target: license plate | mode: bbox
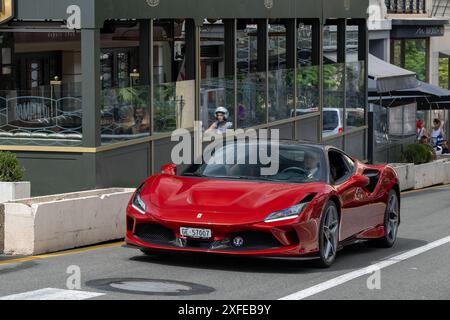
[180,227,212,239]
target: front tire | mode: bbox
[374,189,400,248]
[315,201,340,268]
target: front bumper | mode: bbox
[125,205,320,257]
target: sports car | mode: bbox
[125,141,400,267]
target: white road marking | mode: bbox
[0,288,105,300]
[280,235,450,300]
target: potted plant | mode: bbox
[400,143,435,165]
[398,144,445,190]
[0,151,30,203]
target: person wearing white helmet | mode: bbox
[205,107,233,134]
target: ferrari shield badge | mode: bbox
[264,0,273,10]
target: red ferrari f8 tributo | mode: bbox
[126,141,400,267]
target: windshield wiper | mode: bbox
[211,175,247,180]
[213,175,274,181]
[182,172,205,177]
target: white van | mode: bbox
[291,107,344,138]
[322,108,344,138]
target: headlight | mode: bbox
[264,202,310,223]
[132,184,147,214]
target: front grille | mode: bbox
[181,232,281,251]
[133,224,282,252]
[127,217,135,232]
[232,231,282,250]
[134,223,176,244]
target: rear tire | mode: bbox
[315,201,340,268]
[374,189,399,248]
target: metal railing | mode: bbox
[385,0,427,14]
[432,0,450,16]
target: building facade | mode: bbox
[367,0,450,163]
[369,0,448,79]
[430,0,450,88]
[0,0,369,195]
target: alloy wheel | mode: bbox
[322,205,339,261]
[385,193,399,242]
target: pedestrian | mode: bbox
[431,118,444,147]
[442,140,450,154]
[416,119,426,142]
[419,135,430,145]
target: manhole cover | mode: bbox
[86,278,215,296]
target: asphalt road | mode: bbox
[1,185,450,300]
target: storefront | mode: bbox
[388,9,448,83]
[0,0,369,195]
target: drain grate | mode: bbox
[85,278,214,296]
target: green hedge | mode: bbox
[0,152,25,182]
[400,144,434,165]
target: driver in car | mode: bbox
[304,151,320,180]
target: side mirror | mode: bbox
[161,163,177,175]
[351,175,370,188]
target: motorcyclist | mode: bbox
[205,107,233,134]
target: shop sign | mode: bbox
[391,25,445,39]
[415,26,445,37]
[146,0,160,7]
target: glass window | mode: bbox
[1,47,12,76]
[201,19,235,135]
[268,21,294,122]
[404,39,427,82]
[323,22,344,138]
[391,39,428,82]
[295,21,320,116]
[153,19,195,134]
[0,30,82,146]
[371,102,389,163]
[328,150,352,184]
[345,23,365,131]
[99,21,151,144]
[236,20,267,128]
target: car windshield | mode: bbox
[182,143,326,183]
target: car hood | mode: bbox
[141,175,326,223]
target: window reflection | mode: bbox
[200,19,234,134]
[323,23,344,138]
[153,19,195,134]
[268,21,294,122]
[296,21,320,116]
[236,20,266,128]
[0,31,83,146]
[0,18,368,148]
[345,23,365,131]
[100,21,151,143]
